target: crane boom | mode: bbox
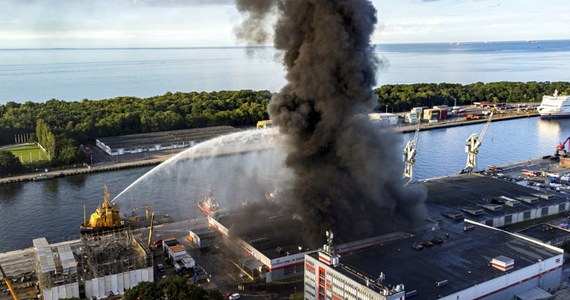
[478,112,493,142]
[0,264,19,300]
[147,212,155,250]
[403,122,421,183]
[461,112,493,174]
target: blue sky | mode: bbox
[0,0,568,48]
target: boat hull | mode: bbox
[197,202,217,215]
[80,223,125,235]
[539,112,570,119]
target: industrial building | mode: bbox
[204,172,569,289]
[208,212,306,282]
[208,212,414,283]
[368,113,399,125]
[33,230,153,300]
[95,126,238,156]
[188,227,219,249]
[304,220,564,300]
[517,222,570,248]
[424,174,570,228]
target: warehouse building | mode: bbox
[516,222,570,248]
[208,212,412,283]
[205,174,569,286]
[424,175,570,228]
[96,126,238,156]
[304,220,563,300]
[188,227,219,249]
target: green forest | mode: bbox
[0,82,569,168]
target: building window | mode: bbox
[542,207,549,216]
[559,203,566,213]
[523,211,531,221]
[504,214,513,225]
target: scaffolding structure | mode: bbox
[79,230,151,279]
[33,229,153,300]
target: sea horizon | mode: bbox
[0,38,568,51]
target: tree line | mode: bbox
[0,82,568,167]
[375,81,570,112]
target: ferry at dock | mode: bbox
[538,90,570,118]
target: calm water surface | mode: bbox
[1,40,569,103]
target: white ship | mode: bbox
[538,90,570,118]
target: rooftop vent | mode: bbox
[412,243,424,250]
[431,237,444,245]
[532,193,555,200]
[516,196,539,204]
[499,196,521,207]
[491,256,514,271]
[480,204,503,212]
[461,208,484,216]
[490,197,505,204]
[441,212,464,221]
[463,225,475,232]
[435,280,448,287]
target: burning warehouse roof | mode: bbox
[211,201,306,259]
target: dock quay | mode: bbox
[0,158,165,185]
[397,111,539,133]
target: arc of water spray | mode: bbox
[112,129,280,202]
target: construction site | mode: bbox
[2,230,153,300]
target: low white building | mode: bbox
[368,113,398,125]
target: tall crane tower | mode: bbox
[461,112,493,174]
[403,122,421,183]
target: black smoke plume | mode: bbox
[236,0,427,248]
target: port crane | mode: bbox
[0,264,19,300]
[461,112,493,174]
[555,137,570,157]
[133,205,151,220]
[403,122,421,183]
[147,212,155,250]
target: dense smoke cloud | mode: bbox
[236,0,427,247]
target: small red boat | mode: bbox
[197,190,219,215]
[264,189,277,201]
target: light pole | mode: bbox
[385,104,388,113]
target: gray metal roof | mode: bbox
[516,223,570,246]
[423,174,567,222]
[189,227,219,239]
[33,238,57,274]
[57,244,77,273]
[317,220,561,299]
[96,126,239,150]
[215,209,305,260]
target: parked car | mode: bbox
[229,293,241,300]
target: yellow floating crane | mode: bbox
[80,186,124,234]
